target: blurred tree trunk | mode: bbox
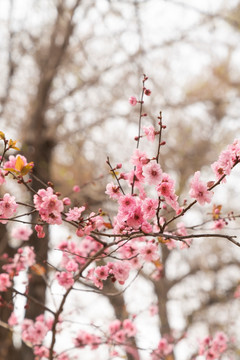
[103,279,140,360]
[19,3,81,359]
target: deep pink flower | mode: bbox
[73,185,80,193]
[129,96,137,106]
[35,224,45,238]
[95,265,109,280]
[212,218,225,230]
[108,262,130,284]
[63,197,71,205]
[126,206,144,229]
[56,271,74,289]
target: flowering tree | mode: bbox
[0,76,240,360]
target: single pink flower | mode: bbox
[8,312,18,326]
[212,219,225,230]
[0,273,12,291]
[129,96,137,106]
[189,171,213,206]
[0,193,18,224]
[140,242,159,262]
[143,161,162,185]
[63,197,71,205]
[65,206,85,221]
[73,185,80,193]
[123,319,136,337]
[11,225,33,241]
[105,182,121,199]
[95,265,109,280]
[143,125,155,142]
[56,271,74,289]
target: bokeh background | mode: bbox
[0,0,240,359]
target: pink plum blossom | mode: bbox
[94,265,109,280]
[143,125,155,142]
[21,316,49,345]
[143,160,162,185]
[8,312,18,326]
[73,185,80,193]
[129,96,137,106]
[108,261,130,285]
[131,149,149,167]
[0,273,12,291]
[105,182,121,199]
[34,187,63,225]
[63,197,71,205]
[11,225,33,241]
[74,330,101,349]
[0,193,18,224]
[35,224,45,238]
[141,198,158,220]
[140,242,159,262]
[65,206,85,221]
[126,206,144,229]
[212,218,225,230]
[189,171,213,206]
[56,271,74,289]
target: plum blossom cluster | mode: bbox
[108,319,136,344]
[34,187,64,225]
[198,332,231,359]
[106,151,182,236]
[211,139,240,181]
[55,238,103,289]
[88,261,131,289]
[21,315,53,346]
[73,319,136,352]
[2,246,35,278]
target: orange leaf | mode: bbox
[30,264,46,276]
[165,355,174,360]
[20,162,34,176]
[152,259,162,269]
[212,204,222,220]
[15,156,25,172]
[8,139,20,151]
[0,131,5,140]
[104,222,113,229]
[158,236,167,244]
